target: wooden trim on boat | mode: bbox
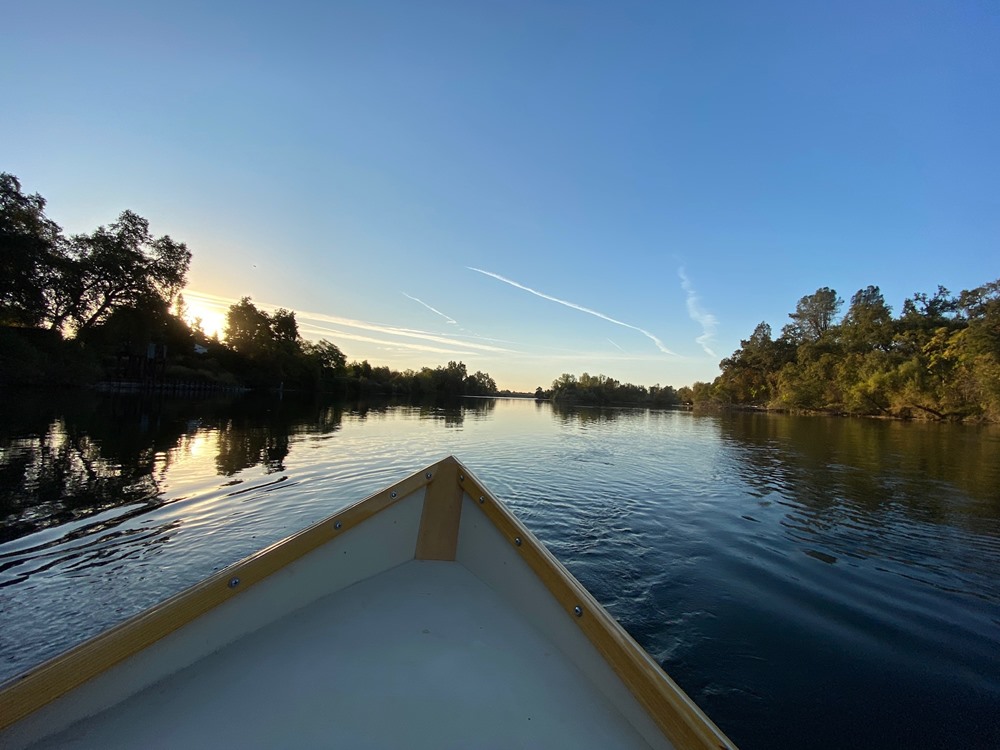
[0,459,441,732]
[415,458,464,561]
[457,460,736,750]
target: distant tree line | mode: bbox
[0,173,498,397]
[538,372,681,408]
[339,358,497,398]
[693,282,1000,421]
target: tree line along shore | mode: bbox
[691,282,999,422]
[540,282,999,422]
[3,173,998,420]
[0,172,497,398]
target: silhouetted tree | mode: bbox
[225,297,275,356]
[57,210,190,333]
[0,173,67,327]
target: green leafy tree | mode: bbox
[919,279,1000,419]
[836,351,896,414]
[716,321,794,404]
[649,384,680,407]
[781,287,843,344]
[900,285,959,328]
[841,286,894,352]
[550,373,578,400]
[775,352,842,410]
[547,372,678,406]
[709,279,1000,420]
[894,286,961,354]
[689,381,715,404]
[955,279,1000,357]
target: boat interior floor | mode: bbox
[31,560,661,749]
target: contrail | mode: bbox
[678,268,718,357]
[468,267,677,355]
[607,338,626,353]
[298,323,475,356]
[402,293,457,325]
[182,289,513,354]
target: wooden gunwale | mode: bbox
[1,455,736,750]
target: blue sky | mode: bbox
[4,1,998,391]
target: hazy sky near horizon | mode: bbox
[4,1,998,391]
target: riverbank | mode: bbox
[691,401,999,423]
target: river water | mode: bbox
[1,392,998,748]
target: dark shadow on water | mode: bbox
[716,412,1000,533]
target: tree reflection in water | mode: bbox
[0,393,504,545]
[344,397,496,428]
[718,412,1000,527]
[1,392,343,542]
[1,392,176,543]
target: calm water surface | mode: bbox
[2,392,999,749]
